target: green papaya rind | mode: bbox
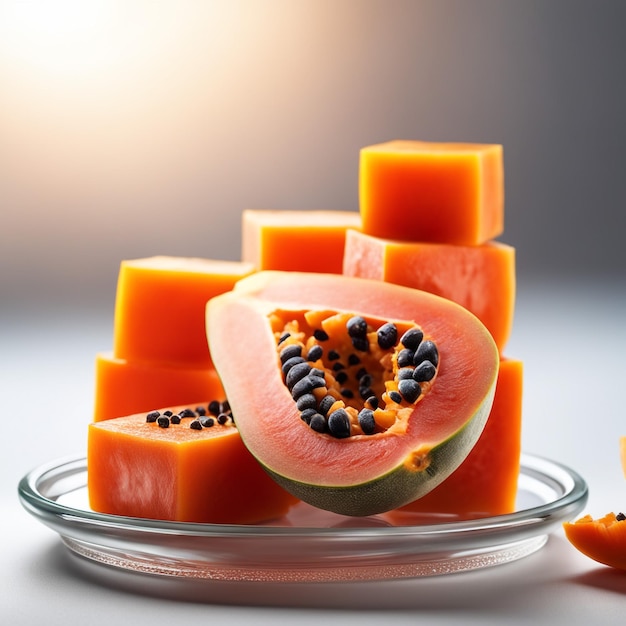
[261,384,495,516]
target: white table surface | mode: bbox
[3,276,626,625]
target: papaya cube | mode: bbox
[93,352,225,422]
[241,209,361,274]
[359,140,504,245]
[343,229,515,353]
[88,405,298,523]
[113,257,255,367]
[394,358,523,518]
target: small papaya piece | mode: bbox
[113,256,255,367]
[563,512,626,570]
[343,229,515,353]
[359,140,504,245]
[241,209,361,274]
[93,352,225,421]
[88,403,299,523]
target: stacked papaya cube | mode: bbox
[89,139,521,524]
[89,257,298,523]
[242,140,522,518]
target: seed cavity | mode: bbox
[273,310,440,439]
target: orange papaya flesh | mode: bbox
[88,403,299,524]
[359,140,504,245]
[113,256,255,367]
[93,352,225,422]
[563,512,626,570]
[391,358,523,519]
[343,229,515,354]
[207,271,499,516]
[241,209,361,274]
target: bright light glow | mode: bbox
[1,0,121,76]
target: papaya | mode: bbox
[342,229,515,353]
[93,352,225,422]
[241,209,361,274]
[359,140,504,245]
[207,271,499,516]
[563,513,626,570]
[88,403,299,523]
[391,358,523,519]
[563,437,626,570]
[113,256,255,367]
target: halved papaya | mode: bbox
[207,271,499,516]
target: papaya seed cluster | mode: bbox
[272,310,439,438]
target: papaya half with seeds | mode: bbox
[207,271,499,517]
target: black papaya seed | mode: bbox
[280,343,302,364]
[318,394,336,416]
[351,336,369,352]
[365,395,379,410]
[328,409,351,438]
[400,328,424,351]
[309,413,327,433]
[359,385,374,400]
[306,344,323,362]
[388,390,403,404]
[377,322,398,349]
[335,371,348,385]
[414,340,439,367]
[300,407,318,424]
[348,353,361,366]
[291,376,315,399]
[282,355,306,375]
[413,360,437,382]
[398,378,422,403]
[328,349,341,361]
[346,315,368,338]
[313,329,329,341]
[358,408,376,435]
[296,393,317,412]
[285,361,311,389]
[397,348,414,368]
[397,367,414,380]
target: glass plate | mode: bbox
[18,453,587,583]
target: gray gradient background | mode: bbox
[1,0,625,315]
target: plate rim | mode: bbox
[18,451,588,538]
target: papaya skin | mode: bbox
[207,271,499,517]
